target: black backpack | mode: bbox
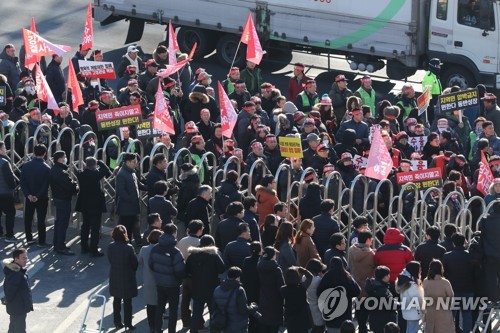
[210,287,237,332]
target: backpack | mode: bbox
[211,287,237,332]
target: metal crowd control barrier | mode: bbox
[296,167,319,221]
[323,171,349,234]
[247,158,271,196]
[197,152,218,221]
[172,148,193,182]
[101,135,121,209]
[274,164,292,212]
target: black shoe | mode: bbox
[115,322,124,329]
[90,250,104,257]
[56,249,75,255]
[125,324,136,330]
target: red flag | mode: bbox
[365,129,394,180]
[81,3,94,51]
[240,13,263,65]
[34,64,59,112]
[24,18,42,70]
[477,151,495,195]
[218,81,238,138]
[67,60,83,112]
[168,20,179,65]
[23,29,72,57]
[153,80,175,135]
[158,43,197,78]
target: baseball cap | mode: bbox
[335,74,348,82]
[306,133,320,142]
[294,111,305,122]
[341,152,353,161]
[145,59,159,67]
[127,45,139,53]
[481,93,496,101]
[316,144,328,152]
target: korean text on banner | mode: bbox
[240,13,263,65]
[396,167,443,190]
[81,3,93,50]
[137,119,164,138]
[417,86,431,116]
[279,137,303,158]
[78,60,116,79]
[95,105,142,131]
[438,88,479,113]
[365,129,393,180]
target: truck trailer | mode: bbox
[93,0,499,88]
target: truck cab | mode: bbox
[428,0,500,88]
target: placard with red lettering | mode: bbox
[352,154,367,171]
[78,60,116,79]
[96,105,142,131]
[410,160,427,171]
[408,136,427,153]
[396,167,443,190]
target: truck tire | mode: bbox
[177,27,216,59]
[216,34,246,68]
[442,66,476,90]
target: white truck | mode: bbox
[93,0,499,89]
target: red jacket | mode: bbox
[374,229,414,282]
[287,76,309,101]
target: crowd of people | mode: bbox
[0,37,500,333]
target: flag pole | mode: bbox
[228,41,242,77]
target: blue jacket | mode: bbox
[20,157,50,199]
[149,234,186,287]
[336,119,370,145]
[223,237,250,269]
[312,212,340,258]
[242,210,261,243]
[213,278,249,333]
[2,259,33,316]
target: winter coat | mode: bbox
[255,185,279,226]
[312,212,340,258]
[223,237,250,269]
[107,241,138,299]
[276,241,297,270]
[242,210,261,243]
[329,83,353,124]
[323,248,348,270]
[317,271,360,328]
[442,246,477,293]
[215,180,244,216]
[145,166,166,199]
[336,119,370,146]
[307,276,324,326]
[0,49,20,91]
[414,240,446,278]
[116,54,144,78]
[347,243,376,297]
[215,216,246,252]
[294,234,321,268]
[177,235,200,260]
[176,169,200,221]
[374,233,414,282]
[2,259,33,316]
[212,278,250,333]
[148,195,177,226]
[479,210,500,258]
[138,244,157,305]
[423,276,455,333]
[186,246,225,302]
[45,59,65,102]
[257,259,285,326]
[75,161,110,213]
[115,164,141,216]
[280,280,313,331]
[0,154,16,197]
[365,278,398,333]
[49,162,79,200]
[396,270,424,321]
[241,254,260,303]
[20,158,51,199]
[149,233,186,287]
[299,186,322,220]
[182,91,219,123]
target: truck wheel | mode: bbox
[177,27,215,59]
[442,67,476,90]
[216,34,246,68]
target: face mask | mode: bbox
[64,157,68,164]
[323,139,329,146]
[476,128,483,135]
[408,126,415,132]
[3,121,8,127]
[25,86,33,94]
[207,78,212,85]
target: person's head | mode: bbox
[226,201,244,218]
[427,259,444,279]
[306,258,326,276]
[33,144,47,158]
[227,266,242,281]
[260,175,276,190]
[451,233,466,248]
[273,202,287,218]
[442,180,456,195]
[399,159,411,173]
[250,141,263,156]
[330,233,346,251]
[482,120,495,136]
[127,45,139,59]
[29,107,41,122]
[353,216,369,231]
[320,199,335,215]
[112,225,128,242]
[147,213,162,228]
[12,248,28,268]
[428,132,440,147]
[304,79,317,94]
[401,83,415,98]
[84,156,97,170]
[187,220,204,237]
[405,261,422,282]
[153,180,168,196]
[79,44,91,56]
[384,322,400,333]
[350,108,363,122]
[284,266,302,286]
[91,49,103,61]
[129,91,141,104]
[163,223,178,238]
[191,135,205,150]
[249,241,262,256]
[264,214,279,229]
[198,185,212,201]
[275,221,295,246]
[261,246,278,261]
[375,265,391,283]
[53,151,67,165]
[299,219,315,236]
[199,234,215,247]
[361,75,372,89]
[477,138,489,152]
[426,226,441,241]
[238,222,251,240]
[243,196,258,213]
[444,224,457,239]
[357,230,373,246]
[225,170,239,185]
[200,108,210,123]
[265,134,278,150]
[340,320,356,333]
[123,152,138,169]
[293,62,305,77]
[228,67,240,80]
[246,60,256,70]
[152,153,167,170]
[482,93,497,109]
[147,229,163,244]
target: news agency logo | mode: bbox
[318,287,349,321]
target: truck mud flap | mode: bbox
[125,18,145,44]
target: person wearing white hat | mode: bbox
[117,45,144,78]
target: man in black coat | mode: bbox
[45,54,65,102]
[312,199,340,258]
[2,248,33,333]
[53,104,80,157]
[414,226,446,278]
[75,157,111,256]
[50,151,79,255]
[0,141,17,242]
[20,144,51,246]
[149,181,177,227]
[479,201,500,302]
[186,185,212,235]
[215,202,246,252]
[146,153,168,200]
[223,223,251,269]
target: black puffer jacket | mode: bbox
[365,278,397,333]
[149,233,186,288]
[257,258,285,326]
[2,259,33,316]
[186,246,225,302]
[49,162,79,200]
[214,180,243,216]
[176,168,200,221]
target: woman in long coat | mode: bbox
[138,229,163,332]
[108,225,139,330]
[423,259,455,333]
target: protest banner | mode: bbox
[153,80,175,135]
[365,129,393,180]
[352,154,367,170]
[396,167,443,190]
[78,60,116,79]
[241,13,263,65]
[477,151,494,195]
[417,86,431,116]
[408,136,427,152]
[218,81,237,138]
[81,3,93,50]
[95,105,142,130]
[0,86,5,106]
[137,119,164,138]
[438,88,479,113]
[411,160,427,171]
[279,136,303,158]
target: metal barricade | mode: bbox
[370,179,394,248]
[7,120,29,175]
[247,158,271,196]
[392,183,419,247]
[348,174,369,224]
[460,196,487,241]
[172,148,193,182]
[296,167,319,220]
[439,190,466,236]
[323,171,349,234]
[223,156,241,181]
[101,135,121,208]
[54,127,76,177]
[197,152,218,221]
[274,164,292,217]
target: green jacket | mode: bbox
[109,138,135,169]
[422,71,442,96]
[239,67,263,96]
[355,87,376,116]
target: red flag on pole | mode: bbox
[153,80,175,135]
[67,60,84,112]
[23,29,72,57]
[168,20,179,65]
[477,151,495,195]
[81,3,94,51]
[158,43,197,78]
[365,129,394,180]
[34,64,59,112]
[24,18,42,70]
[240,13,263,65]
[218,81,238,138]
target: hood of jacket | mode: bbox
[189,91,210,104]
[365,278,390,297]
[396,268,414,287]
[220,278,241,292]
[383,228,405,245]
[180,168,199,181]
[2,259,21,273]
[188,245,219,255]
[158,233,177,248]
